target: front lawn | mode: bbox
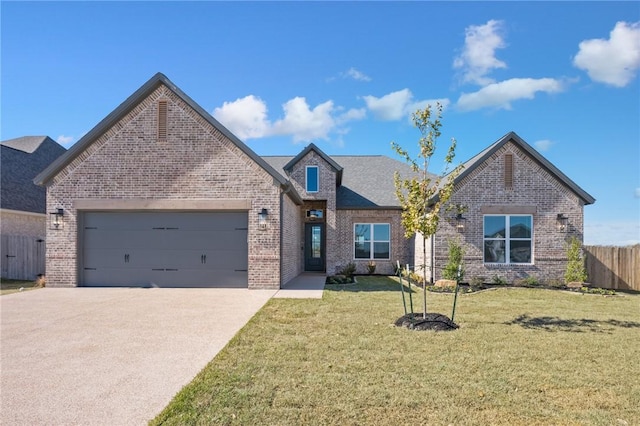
[152,276,640,425]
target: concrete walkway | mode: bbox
[274,273,326,299]
[0,287,276,425]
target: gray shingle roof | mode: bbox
[1,136,66,213]
[263,155,420,209]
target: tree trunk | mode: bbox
[422,235,428,318]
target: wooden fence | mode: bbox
[1,235,46,281]
[584,245,639,291]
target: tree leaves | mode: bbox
[391,102,463,240]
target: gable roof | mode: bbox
[282,143,344,187]
[264,154,418,209]
[1,136,67,213]
[33,73,301,204]
[454,131,596,205]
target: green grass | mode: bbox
[0,278,40,295]
[151,276,640,425]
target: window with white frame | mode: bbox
[306,166,319,193]
[354,223,390,259]
[484,215,533,264]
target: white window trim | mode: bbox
[353,223,391,260]
[306,165,319,193]
[483,214,534,265]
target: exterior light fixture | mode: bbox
[454,213,467,233]
[557,213,569,232]
[258,208,268,229]
[50,208,64,229]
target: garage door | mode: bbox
[81,212,248,287]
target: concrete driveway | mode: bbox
[0,287,276,425]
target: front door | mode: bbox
[304,223,325,272]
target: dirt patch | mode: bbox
[395,313,459,331]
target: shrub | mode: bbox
[326,275,354,285]
[409,271,425,285]
[514,275,540,287]
[367,261,376,274]
[339,262,356,278]
[492,275,508,285]
[470,276,486,286]
[565,237,588,284]
[442,238,465,281]
[580,286,615,296]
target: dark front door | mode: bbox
[304,223,325,272]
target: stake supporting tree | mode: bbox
[392,103,463,319]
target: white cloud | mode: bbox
[336,107,367,124]
[342,67,372,82]
[456,78,566,111]
[363,89,449,121]
[453,19,507,86]
[573,21,640,87]
[534,139,554,152]
[212,95,271,140]
[363,89,413,120]
[271,97,336,143]
[634,188,640,198]
[56,135,74,146]
[213,95,366,143]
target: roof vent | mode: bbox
[504,153,513,189]
[158,100,167,142]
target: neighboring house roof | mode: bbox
[1,136,67,213]
[264,154,420,209]
[452,131,596,205]
[33,73,302,204]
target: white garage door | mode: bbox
[81,212,248,287]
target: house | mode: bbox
[422,132,595,285]
[1,136,66,279]
[34,73,594,288]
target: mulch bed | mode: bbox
[395,313,459,331]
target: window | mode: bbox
[306,166,319,193]
[484,215,532,264]
[354,223,390,260]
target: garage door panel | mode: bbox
[84,230,167,250]
[163,249,248,270]
[167,212,247,231]
[82,212,248,287]
[169,230,248,251]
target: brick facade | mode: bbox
[281,193,304,284]
[286,150,338,273]
[335,209,413,275]
[433,141,586,284]
[45,85,288,289]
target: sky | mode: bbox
[2,1,639,246]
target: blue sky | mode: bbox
[2,1,639,245]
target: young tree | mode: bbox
[392,103,463,317]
